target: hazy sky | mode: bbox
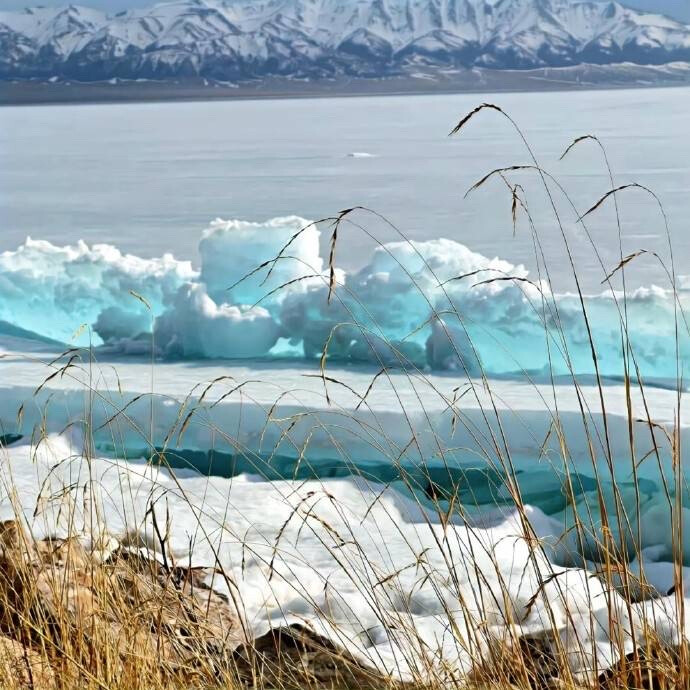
[1,0,689,23]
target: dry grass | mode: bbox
[0,517,404,690]
[0,519,687,690]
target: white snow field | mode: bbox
[0,339,689,684]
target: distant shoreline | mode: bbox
[2,65,690,107]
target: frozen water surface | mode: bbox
[1,87,689,289]
[2,86,690,681]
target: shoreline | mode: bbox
[2,65,690,107]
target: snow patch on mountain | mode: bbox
[1,0,690,81]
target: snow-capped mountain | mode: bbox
[2,0,690,81]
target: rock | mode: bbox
[0,520,244,684]
[0,635,54,688]
[234,625,388,690]
[0,520,21,550]
[111,550,245,657]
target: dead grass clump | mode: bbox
[0,519,400,690]
[0,519,244,689]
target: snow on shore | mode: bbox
[0,349,688,683]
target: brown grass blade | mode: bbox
[601,250,649,285]
[464,165,535,199]
[448,103,504,136]
[129,290,151,311]
[560,134,598,161]
[577,183,653,222]
[355,368,385,412]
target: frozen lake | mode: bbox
[2,86,689,291]
[1,87,690,681]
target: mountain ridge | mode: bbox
[2,0,690,82]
